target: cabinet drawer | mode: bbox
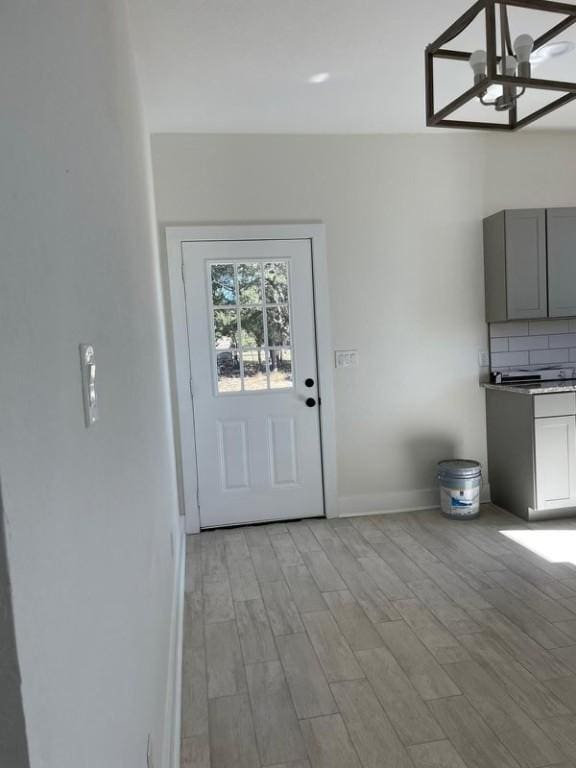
[534,393,576,418]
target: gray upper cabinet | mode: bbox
[484,209,547,322]
[548,208,576,318]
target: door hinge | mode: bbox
[189,378,194,398]
[181,259,185,283]
[196,485,200,511]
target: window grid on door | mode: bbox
[209,260,293,394]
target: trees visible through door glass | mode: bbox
[242,349,267,391]
[269,349,292,389]
[210,261,293,393]
[211,264,236,305]
[238,263,262,305]
[213,309,238,348]
[216,350,241,392]
[265,263,289,304]
[240,308,264,347]
[267,305,290,346]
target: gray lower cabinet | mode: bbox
[548,208,576,317]
[487,389,576,520]
[484,209,547,322]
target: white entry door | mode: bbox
[182,238,324,528]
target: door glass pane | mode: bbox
[240,308,264,347]
[265,262,289,304]
[242,349,268,391]
[267,305,291,346]
[269,349,293,389]
[211,264,236,306]
[238,263,262,305]
[216,350,241,392]
[209,258,294,394]
[213,308,239,348]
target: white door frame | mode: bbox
[165,223,337,533]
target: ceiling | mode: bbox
[126,0,576,133]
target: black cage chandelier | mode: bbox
[426,0,576,130]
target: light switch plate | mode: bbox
[79,343,99,427]
[335,350,359,369]
[478,350,490,368]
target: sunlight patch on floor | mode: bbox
[500,529,576,565]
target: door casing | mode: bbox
[165,223,337,533]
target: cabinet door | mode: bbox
[548,208,576,317]
[534,415,576,510]
[505,209,547,319]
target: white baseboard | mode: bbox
[162,518,186,768]
[338,484,491,518]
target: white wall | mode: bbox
[151,131,576,514]
[0,2,180,767]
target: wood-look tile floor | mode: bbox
[181,503,576,768]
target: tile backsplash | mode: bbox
[489,318,576,372]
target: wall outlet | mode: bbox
[147,735,154,768]
[478,350,490,368]
[335,350,359,369]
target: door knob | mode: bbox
[305,378,315,388]
[305,397,317,408]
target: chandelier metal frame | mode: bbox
[426,0,576,130]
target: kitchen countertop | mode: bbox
[484,380,576,395]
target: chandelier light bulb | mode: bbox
[469,49,487,78]
[515,34,534,77]
[514,34,534,63]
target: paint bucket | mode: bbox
[437,460,482,520]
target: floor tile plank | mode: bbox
[334,524,377,558]
[250,543,284,583]
[408,739,468,768]
[301,550,346,592]
[376,620,461,701]
[246,660,306,766]
[370,537,429,583]
[271,533,305,567]
[331,679,414,768]
[300,714,362,768]
[226,536,262,601]
[181,647,208,740]
[302,610,364,682]
[261,580,305,636]
[286,522,323,553]
[282,564,328,613]
[181,734,210,768]
[235,598,278,664]
[444,659,562,767]
[358,556,414,601]
[479,586,575,650]
[427,696,521,768]
[208,693,260,768]
[458,631,570,720]
[201,531,228,583]
[203,579,235,624]
[205,621,247,699]
[276,633,337,718]
[356,646,445,745]
[392,598,470,664]
[470,609,572,681]
[322,590,383,651]
[487,569,576,623]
